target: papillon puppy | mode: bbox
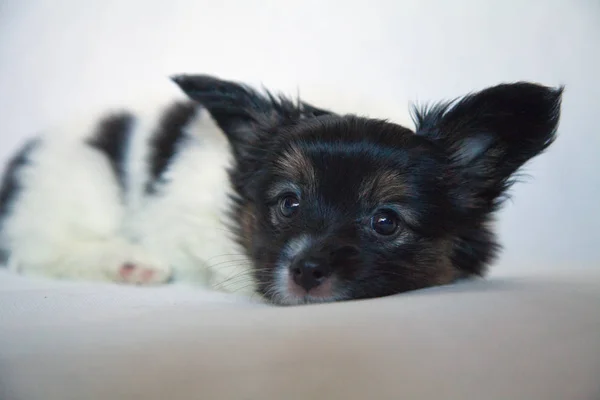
[0,74,562,304]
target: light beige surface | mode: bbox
[1,270,599,400]
[1,0,600,271]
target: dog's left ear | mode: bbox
[171,74,332,159]
[413,82,563,212]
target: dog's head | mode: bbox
[173,75,562,305]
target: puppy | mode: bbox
[0,75,562,305]
[172,75,563,304]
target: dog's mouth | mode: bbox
[265,266,347,306]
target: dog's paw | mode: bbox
[102,243,173,285]
[116,261,172,285]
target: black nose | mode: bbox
[290,257,332,292]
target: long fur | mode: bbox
[0,75,563,305]
[0,96,252,293]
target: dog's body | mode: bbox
[0,75,562,304]
[0,97,253,293]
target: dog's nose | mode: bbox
[290,257,331,292]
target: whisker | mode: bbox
[227,282,258,293]
[211,267,263,288]
[207,259,253,269]
[214,270,254,286]
[205,253,249,262]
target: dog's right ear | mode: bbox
[412,82,563,215]
[171,74,332,159]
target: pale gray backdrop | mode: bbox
[0,0,598,276]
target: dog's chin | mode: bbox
[267,268,346,306]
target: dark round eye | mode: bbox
[278,195,300,218]
[371,211,399,236]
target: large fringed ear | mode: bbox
[171,74,332,160]
[413,82,563,212]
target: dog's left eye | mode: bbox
[371,211,399,236]
[278,195,300,218]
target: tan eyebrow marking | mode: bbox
[274,145,316,192]
[359,170,408,203]
[359,170,420,226]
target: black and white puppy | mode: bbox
[0,75,562,304]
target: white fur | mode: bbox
[270,234,341,305]
[0,97,254,295]
[271,235,312,303]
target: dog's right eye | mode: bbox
[371,210,399,236]
[278,195,300,218]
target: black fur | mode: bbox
[412,83,563,275]
[86,112,134,191]
[145,100,198,194]
[171,75,331,159]
[0,138,40,264]
[174,75,563,305]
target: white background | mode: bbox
[0,0,598,275]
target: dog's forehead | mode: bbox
[273,140,411,204]
[267,116,433,205]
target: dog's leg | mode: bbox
[0,117,172,285]
[7,237,172,285]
